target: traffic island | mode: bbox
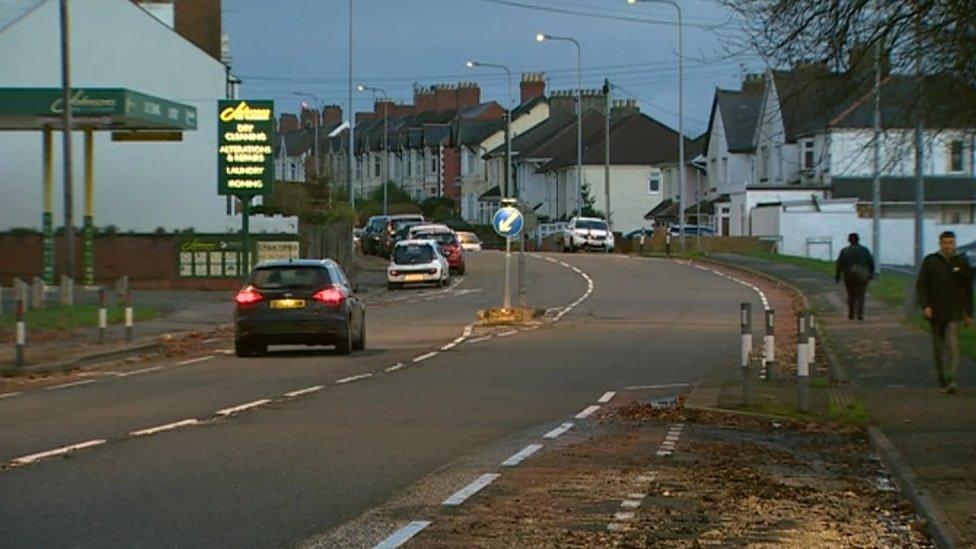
[475,306,544,327]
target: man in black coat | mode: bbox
[916,231,973,394]
[835,233,875,320]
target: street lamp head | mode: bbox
[627,0,637,3]
[536,33,547,43]
[356,84,366,92]
[465,60,476,68]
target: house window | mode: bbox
[429,154,438,174]
[802,140,815,170]
[289,162,297,181]
[941,205,973,224]
[407,153,413,176]
[949,139,965,173]
[648,171,661,194]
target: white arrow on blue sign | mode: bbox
[492,206,523,238]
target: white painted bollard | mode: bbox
[124,292,133,343]
[763,309,776,380]
[15,298,26,367]
[797,313,810,413]
[98,288,107,344]
[60,274,74,306]
[741,303,753,406]
[14,278,29,310]
[806,312,816,365]
[31,276,45,310]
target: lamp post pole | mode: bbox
[537,33,583,218]
[293,92,321,179]
[358,85,390,215]
[347,0,355,207]
[59,0,75,279]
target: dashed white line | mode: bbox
[442,473,500,506]
[216,399,271,417]
[129,419,199,437]
[624,382,695,391]
[621,499,642,509]
[575,405,600,419]
[627,492,647,499]
[468,335,492,344]
[412,352,438,363]
[613,511,636,521]
[46,379,95,391]
[176,355,214,366]
[116,365,164,377]
[0,391,22,400]
[336,373,373,384]
[543,422,574,439]
[284,385,324,398]
[373,521,433,549]
[10,439,106,466]
[597,391,616,404]
[501,443,543,467]
[385,363,404,373]
[496,330,518,338]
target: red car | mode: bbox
[415,230,465,275]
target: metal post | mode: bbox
[31,276,45,310]
[42,127,55,285]
[503,236,512,310]
[763,309,776,380]
[83,127,94,286]
[98,287,107,344]
[241,196,251,273]
[518,233,526,307]
[60,274,73,306]
[806,312,816,366]
[59,0,76,280]
[797,313,810,413]
[124,292,133,343]
[347,0,355,208]
[872,27,882,272]
[574,41,582,217]
[604,78,611,230]
[383,99,388,215]
[913,15,924,270]
[15,298,26,367]
[504,110,511,199]
[741,303,753,406]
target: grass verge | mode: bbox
[0,304,159,333]
[829,400,869,425]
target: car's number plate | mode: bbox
[405,274,425,282]
[270,299,306,309]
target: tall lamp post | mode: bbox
[293,92,320,180]
[537,33,583,218]
[347,0,355,208]
[358,84,390,215]
[627,0,685,251]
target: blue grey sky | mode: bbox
[224,0,759,136]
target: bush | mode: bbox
[420,197,457,221]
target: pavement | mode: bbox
[0,251,768,547]
[711,253,976,547]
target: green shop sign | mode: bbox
[217,100,275,196]
[178,235,298,278]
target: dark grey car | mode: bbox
[234,259,365,356]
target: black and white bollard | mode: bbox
[98,288,107,344]
[763,309,776,380]
[15,298,26,367]
[31,276,45,310]
[796,313,810,412]
[741,303,753,405]
[806,312,816,366]
[124,292,133,342]
[60,274,74,306]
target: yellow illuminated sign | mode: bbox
[217,99,274,195]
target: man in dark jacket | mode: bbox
[916,231,973,394]
[835,233,875,320]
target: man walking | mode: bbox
[916,231,973,394]
[835,233,875,320]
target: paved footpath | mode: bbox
[713,253,976,547]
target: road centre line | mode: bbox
[496,330,518,338]
[614,511,635,521]
[129,419,199,437]
[385,363,404,372]
[0,392,22,399]
[621,499,642,509]
[336,373,373,384]
[597,391,616,404]
[373,521,433,549]
[440,342,457,350]
[442,473,500,506]
[216,399,271,417]
[575,405,600,419]
[10,439,107,467]
[543,422,574,439]
[501,443,543,467]
[116,365,165,377]
[467,335,492,344]
[412,352,438,363]
[46,379,96,391]
[176,355,215,366]
[623,382,695,391]
[284,385,324,398]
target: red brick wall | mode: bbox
[456,83,480,110]
[174,0,221,60]
[520,73,545,104]
[433,85,457,112]
[323,105,343,128]
[441,147,460,202]
[414,90,435,113]
[279,114,299,134]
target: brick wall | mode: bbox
[441,146,461,201]
[174,0,221,60]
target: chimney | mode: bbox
[433,84,458,112]
[374,99,395,118]
[322,105,343,128]
[391,103,415,117]
[520,72,545,104]
[457,82,481,110]
[414,85,435,113]
[742,73,764,95]
[300,107,320,130]
[581,88,607,116]
[279,113,299,134]
[355,112,376,124]
[550,89,608,117]
[611,98,640,118]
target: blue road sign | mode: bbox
[492,207,523,238]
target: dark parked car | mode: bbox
[234,259,365,357]
[362,215,389,255]
[379,214,425,256]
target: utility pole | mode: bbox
[603,79,611,229]
[347,0,355,208]
[913,13,924,270]
[59,0,75,279]
[872,33,882,272]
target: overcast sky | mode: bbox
[224,0,759,136]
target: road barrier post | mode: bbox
[518,234,526,308]
[796,313,809,413]
[639,229,646,255]
[14,278,29,310]
[15,298,26,367]
[763,309,775,381]
[740,303,753,405]
[60,274,74,306]
[806,312,816,366]
[31,276,45,310]
[98,287,107,344]
[124,292,133,342]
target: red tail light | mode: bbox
[313,286,346,307]
[235,285,263,306]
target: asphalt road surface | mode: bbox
[0,252,765,548]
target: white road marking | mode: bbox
[607,523,630,532]
[440,342,457,350]
[129,419,199,437]
[284,385,324,398]
[543,422,574,439]
[11,439,106,466]
[575,405,600,419]
[614,511,635,521]
[452,336,467,344]
[46,379,95,391]
[385,363,404,373]
[336,373,373,384]
[462,325,473,337]
[412,352,438,363]
[621,499,642,509]
[623,382,695,391]
[116,365,164,377]
[468,335,492,344]
[559,261,570,267]
[597,391,616,404]
[215,349,234,355]
[627,492,647,499]
[660,440,676,448]
[176,355,214,366]
[373,521,433,549]
[0,391,22,400]
[656,450,672,457]
[216,399,271,417]
[496,330,518,338]
[665,434,680,442]
[442,473,500,506]
[501,443,543,467]
[637,474,656,483]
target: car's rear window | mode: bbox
[367,217,386,231]
[416,232,457,245]
[393,244,434,264]
[458,233,478,243]
[392,219,422,231]
[576,220,607,230]
[247,266,331,289]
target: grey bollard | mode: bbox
[14,278,28,310]
[124,292,134,342]
[60,274,74,306]
[806,312,816,366]
[15,298,26,367]
[98,287,107,344]
[740,303,753,369]
[797,313,810,413]
[31,276,45,310]
[763,309,776,381]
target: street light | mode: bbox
[627,0,685,251]
[357,84,390,215]
[537,33,583,218]
[292,92,320,180]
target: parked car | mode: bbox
[387,240,451,289]
[393,221,423,245]
[234,259,366,357]
[380,214,425,256]
[562,216,615,253]
[623,228,652,241]
[457,231,482,252]
[407,223,451,239]
[667,224,715,236]
[353,227,364,251]
[413,228,465,275]
[362,215,389,255]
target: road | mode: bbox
[0,251,765,548]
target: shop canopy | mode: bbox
[0,87,196,131]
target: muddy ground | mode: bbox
[410,398,930,548]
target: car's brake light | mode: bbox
[235,285,263,306]
[313,286,346,307]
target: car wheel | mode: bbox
[336,320,353,355]
[234,338,251,357]
[253,341,268,356]
[353,315,366,351]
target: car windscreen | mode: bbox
[247,266,332,289]
[415,232,457,245]
[366,218,386,232]
[392,219,421,231]
[458,233,478,243]
[575,220,607,231]
[393,244,434,264]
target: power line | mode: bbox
[471,0,732,30]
